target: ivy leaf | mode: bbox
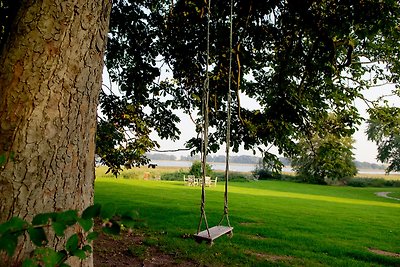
[32,248,67,266]
[82,204,101,220]
[86,231,99,242]
[0,217,28,235]
[72,249,87,260]
[66,234,79,253]
[56,210,78,226]
[82,245,92,253]
[0,153,6,166]
[77,218,93,232]
[28,227,48,247]
[52,210,78,236]
[32,213,56,226]
[0,232,18,256]
[22,259,36,267]
[52,222,67,237]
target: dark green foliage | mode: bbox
[347,177,400,188]
[252,156,284,180]
[189,160,213,178]
[0,205,135,266]
[252,168,275,180]
[22,248,68,267]
[161,0,398,160]
[214,172,251,182]
[161,171,189,181]
[27,227,48,247]
[292,115,358,184]
[81,203,101,220]
[98,0,182,176]
[97,0,400,176]
[367,106,400,173]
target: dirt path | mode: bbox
[375,192,400,201]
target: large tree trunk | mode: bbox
[0,0,111,265]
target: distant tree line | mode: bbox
[146,153,384,170]
[354,161,385,170]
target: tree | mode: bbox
[0,1,112,265]
[79,0,400,177]
[103,1,400,173]
[98,0,181,176]
[291,115,357,184]
[367,106,400,173]
[189,161,213,178]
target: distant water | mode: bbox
[150,160,392,175]
[151,160,289,173]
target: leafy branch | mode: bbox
[0,204,137,267]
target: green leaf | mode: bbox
[81,204,101,220]
[22,259,36,267]
[100,203,116,220]
[82,245,92,253]
[33,248,66,266]
[71,249,87,260]
[77,218,93,232]
[56,210,78,226]
[0,153,6,166]
[52,222,67,237]
[32,212,56,226]
[0,233,18,256]
[28,227,48,247]
[0,217,29,235]
[66,234,79,253]
[86,231,99,242]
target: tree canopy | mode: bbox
[292,114,357,184]
[367,106,400,173]
[3,1,398,175]
[99,0,400,174]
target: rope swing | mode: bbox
[194,0,234,244]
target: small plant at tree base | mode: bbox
[0,204,136,266]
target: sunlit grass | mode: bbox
[94,177,400,266]
[96,165,188,179]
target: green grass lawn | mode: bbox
[94,178,400,266]
[388,192,400,199]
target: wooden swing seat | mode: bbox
[194,226,233,243]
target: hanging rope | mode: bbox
[218,0,233,228]
[197,0,212,237]
[196,0,235,241]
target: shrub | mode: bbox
[189,161,213,178]
[252,158,282,180]
[253,168,278,180]
[214,172,251,182]
[161,171,189,181]
[347,177,400,187]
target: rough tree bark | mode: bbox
[0,0,111,265]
